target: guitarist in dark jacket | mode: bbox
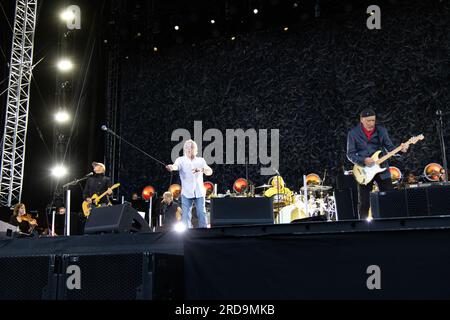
[83,162,113,206]
[346,109,408,219]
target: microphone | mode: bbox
[101,125,108,132]
[85,172,94,177]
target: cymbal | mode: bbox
[255,184,272,189]
[301,185,332,192]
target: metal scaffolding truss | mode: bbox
[0,0,38,207]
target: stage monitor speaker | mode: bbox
[370,190,408,219]
[0,255,57,300]
[84,203,151,234]
[58,253,184,300]
[334,189,357,220]
[428,185,450,216]
[210,197,274,227]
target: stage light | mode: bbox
[142,185,155,200]
[231,36,236,41]
[153,47,158,52]
[174,222,187,233]
[283,27,289,31]
[253,8,259,14]
[233,178,249,194]
[210,19,215,24]
[174,25,180,31]
[54,110,70,123]
[51,165,68,178]
[293,2,299,8]
[366,216,373,222]
[60,9,76,22]
[57,59,73,72]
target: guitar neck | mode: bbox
[376,144,405,165]
[97,190,109,202]
[95,184,120,203]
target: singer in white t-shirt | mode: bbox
[166,140,213,228]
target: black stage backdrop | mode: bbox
[117,0,450,198]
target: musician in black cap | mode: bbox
[83,162,113,206]
[346,109,409,219]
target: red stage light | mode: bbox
[204,181,214,197]
[169,184,181,198]
[233,178,248,193]
[142,185,155,200]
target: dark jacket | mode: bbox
[346,124,396,180]
[160,201,180,226]
[83,174,112,204]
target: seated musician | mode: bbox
[264,176,293,204]
[9,203,38,235]
[398,172,419,189]
[160,191,181,230]
[83,162,113,208]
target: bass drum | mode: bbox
[279,202,309,224]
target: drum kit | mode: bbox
[255,173,337,224]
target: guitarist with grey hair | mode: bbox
[81,162,119,218]
[347,109,409,219]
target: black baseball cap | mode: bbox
[360,108,376,118]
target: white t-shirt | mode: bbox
[174,156,208,198]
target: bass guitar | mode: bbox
[82,183,121,217]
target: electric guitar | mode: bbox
[82,183,121,217]
[353,134,424,185]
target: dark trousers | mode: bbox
[357,174,393,219]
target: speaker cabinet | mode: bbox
[84,203,150,234]
[334,189,357,220]
[428,186,450,216]
[0,255,57,300]
[370,185,450,218]
[370,190,408,218]
[57,253,183,300]
[406,187,429,217]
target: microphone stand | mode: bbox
[62,175,91,189]
[102,127,167,167]
[61,175,91,236]
[436,110,448,182]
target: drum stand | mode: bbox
[303,175,309,217]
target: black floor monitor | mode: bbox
[210,197,274,227]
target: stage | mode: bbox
[2,215,450,300]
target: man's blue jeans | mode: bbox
[181,195,207,228]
